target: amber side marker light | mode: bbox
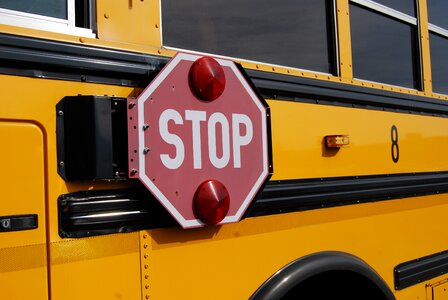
[325,135,350,148]
[189,56,226,102]
[193,180,230,225]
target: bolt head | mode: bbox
[1,219,10,229]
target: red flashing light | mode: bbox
[189,56,226,102]
[193,180,230,225]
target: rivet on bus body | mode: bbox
[104,13,109,19]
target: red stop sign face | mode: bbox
[128,53,271,228]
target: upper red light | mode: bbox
[189,56,226,102]
[193,180,230,225]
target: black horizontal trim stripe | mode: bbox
[247,70,448,116]
[1,33,448,116]
[58,189,176,238]
[0,33,168,86]
[59,172,448,237]
[250,172,448,217]
[395,250,448,290]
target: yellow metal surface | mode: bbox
[0,74,139,299]
[336,0,353,80]
[432,281,448,299]
[6,73,443,299]
[269,100,448,180]
[240,59,342,83]
[0,122,48,299]
[418,0,433,96]
[143,194,447,299]
[0,74,134,237]
[50,233,141,300]
[96,0,161,47]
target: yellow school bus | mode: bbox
[1,0,448,299]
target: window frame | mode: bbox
[352,0,417,25]
[429,24,448,38]
[0,0,95,38]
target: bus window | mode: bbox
[427,0,448,95]
[0,0,68,19]
[349,0,420,89]
[162,0,337,74]
[0,0,95,37]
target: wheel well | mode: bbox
[283,270,389,299]
[250,251,395,300]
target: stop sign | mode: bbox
[128,53,272,228]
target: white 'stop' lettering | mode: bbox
[158,109,253,170]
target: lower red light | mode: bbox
[189,56,226,102]
[193,180,230,225]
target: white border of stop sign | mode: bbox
[136,53,270,228]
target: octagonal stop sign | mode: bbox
[128,53,272,228]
